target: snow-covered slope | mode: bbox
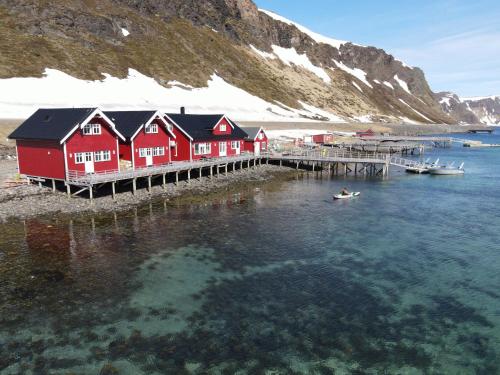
[0,68,345,122]
[435,92,500,125]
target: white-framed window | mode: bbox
[231,141,240,150]
[261,142,267,150]
[194,143,211,155]
[84,152,93,162]
[139,148,154,158]
[258,132,264,140]
[94,150,111,162]
[220,124,227,132]
[145,123,158,134]
[75,153,84,164]
[153,146,165,156]
[82,123,101,135]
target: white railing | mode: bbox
[272,149,390,162]
[66,153,261,185]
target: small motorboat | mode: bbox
[429,162,465,175]
[333,192,361,200]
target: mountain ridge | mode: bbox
[0,0,492,124]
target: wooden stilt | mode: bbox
[225,164,228,176]
[187,169,191,184]
[112,182,116,201]
[162,174,166,189]
[210,166,213,179]
[52,179,56,193]
[89,186,93,202]
[132,178,137,195]
[175,171,179,185]
[199,167,202,180]
[66,184,71,198]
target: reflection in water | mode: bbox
[1,138,500,374]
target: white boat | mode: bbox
[429,163,465,175]
[333,192,361,200]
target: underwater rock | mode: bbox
[100,363,120,375]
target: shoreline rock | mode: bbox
[0,165,299,222]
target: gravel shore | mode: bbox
[0,164,298,222]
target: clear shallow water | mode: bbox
[1,131,500,374]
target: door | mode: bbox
[234,141,240,155]
[219,142,227,157]
[146,148,153,166]
[84,152,94,174]
[254,142,260,156]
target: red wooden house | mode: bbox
[312,133,334,144]
[243,127,269,155]
[164,111,248,162]
[104,111,176,169]
[356,128,375,138]
[9,108,125,181]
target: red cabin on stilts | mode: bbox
[164,109,248,162]
[243,127,269,155]
[9,108,125,181]
[104,111,176,170]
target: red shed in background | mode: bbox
[356,128,375,138]
[105,110,176,169]
[165,110,248,162]
[9,108,125,181]
[243,127,269,155]
[312,133,334,144]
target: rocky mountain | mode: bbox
[0,0,465,123]
[435,92,500,125]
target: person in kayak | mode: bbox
[340,187,351,196]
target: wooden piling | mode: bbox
[112,182,116,201]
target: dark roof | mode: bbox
[165,114,248,141]
[9,108,97,141]
[242,127,263,140]
[104,111,157,140]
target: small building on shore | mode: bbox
[104,111,176,169]
[164,110,248,162]
[9,108,125,181]
[242,127,268,156]
[312,133,334,145]
[356,128,375,138]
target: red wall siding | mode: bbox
[212,118,233,136]
[65,116,119,173]
[132,120,171,168]
[16,139,65,180]
[119,142,132,161]
[312,134,334,144]
[170,126,192,162]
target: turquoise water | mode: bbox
[1,130,500,374]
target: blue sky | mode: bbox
[254,0,500,97]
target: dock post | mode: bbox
[66,184,71,198]
[199,167,202,180]
[259,158,262,166]
[233,162,236,173]
[52,179,56,193]
[148,176,152,193]
[225,164,228,176]
[280,159,282,167]
[187,169,191,184]
[89,186,93,202]
[132,178,137,195]
[312,162,315,172]
[217,165,220,177]
[266,158,269,165]
[344,163,347,175]
[162,174,166,189]
[210,166,213,179]
[112,182,116,201]
[175,171,179,186]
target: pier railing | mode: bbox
[273,149,390,162]
[66,154,260,185]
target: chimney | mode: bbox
[180,106,185,115]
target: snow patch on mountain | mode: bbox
[333,60,372,88]
[272,45,331,83]
[399,99,432,123]
[352,82,363,93]
[394,75,411,94]
[249,45,276,60]
[461,95,499,102]
[259,9,347,49]
[383,81,394,90]
[0,68,340,121]
[121,28,129,37]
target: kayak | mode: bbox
[333,192,360,200]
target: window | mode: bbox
[145,123,158,134]
[194,143,211,155]
[258,132,264,140]
[220,124,227,132]
[94,150,111,162]
[84,152,92,162]
[139,148,154,158]
[261,142,267,150]
[231,141,240,150]
[83,123,101,135]
[153,147,165,156]
[75,153,84,164]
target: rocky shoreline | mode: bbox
[0,164,299,222]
